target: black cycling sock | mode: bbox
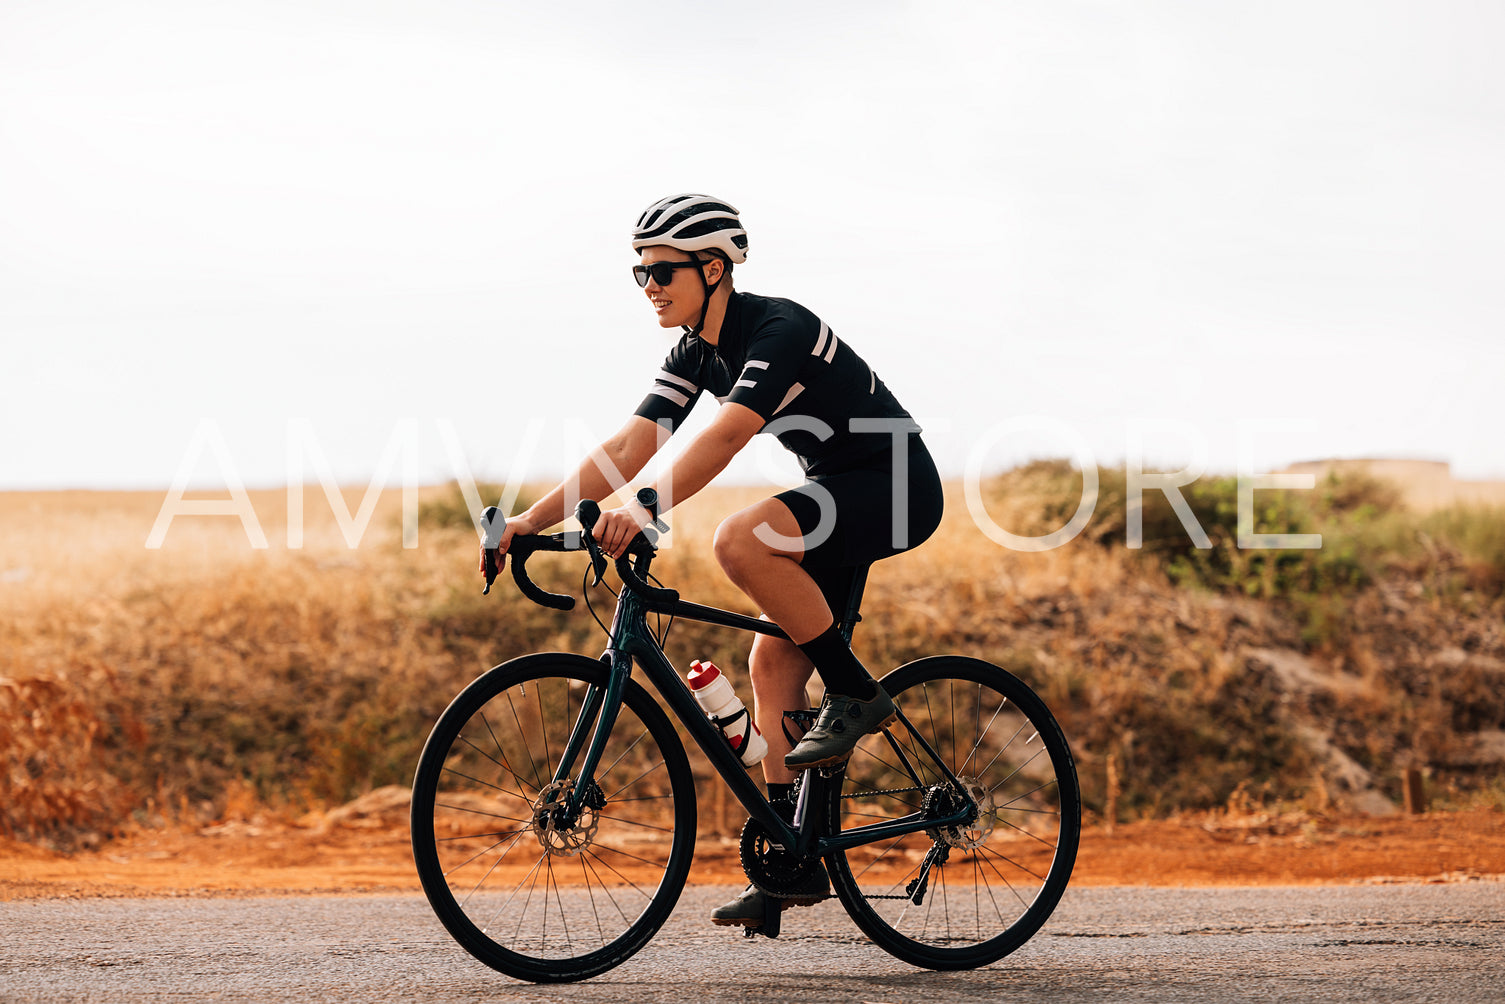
[767,783,797,822]
[797,625,878,701]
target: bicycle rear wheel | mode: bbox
[411,653,696,983]
[824,656,1080,970]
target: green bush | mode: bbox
[983,460,1414,600]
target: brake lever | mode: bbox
[573,500,609,587]
[481,505,505,595]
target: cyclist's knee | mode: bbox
[714,502,799,580]
[712,510,760,580]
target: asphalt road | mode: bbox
[2,884,1501,1002]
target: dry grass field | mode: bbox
[2,463,1503,868]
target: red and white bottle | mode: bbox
[687,660,767,767]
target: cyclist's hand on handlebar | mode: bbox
[478,513,536,576]
[592,502,654,559]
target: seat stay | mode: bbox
[889,705,969,791]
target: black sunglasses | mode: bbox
[632,260,704,288]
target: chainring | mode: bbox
[738,815,826,899]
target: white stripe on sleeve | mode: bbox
[649,385,690,407]
[657,369,698,393]
[812,322,831,358]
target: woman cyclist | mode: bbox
[485,194,944,926]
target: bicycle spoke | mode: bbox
[436,824,530,847]
[975,842,1051,887]
[993,811,1062,849]
[537,683,554,787]
[581,852,639,925]
[548,857,572,956]
[579,855,606,948]
[477,712,540,797]
[446,826,531,885]
[974,845,1036,911]
[958,693,1009,777]
[975,716,1033,779]
[579,847,662,903]
[438,763,530,806]
[608,793,677,804]
[597,725,653,787]
[504,688,547,795]
[598,815,675,835]
[476,842,547,936]
[432,798,533,826]
[604,757,669,803]
[849,832,916,883]
[507,857,545,946]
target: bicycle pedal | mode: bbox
[752,893,783,938]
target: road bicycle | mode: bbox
[410,491,1080,983]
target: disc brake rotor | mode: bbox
[531,779,599,857]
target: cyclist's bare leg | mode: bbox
[747,633,816,786]
[715,497,889,770]
[712,498,832,642]
[711,499,841,922]
[715,497,849,785]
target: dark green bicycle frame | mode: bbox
[550,581,974,858]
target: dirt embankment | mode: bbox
[3,795,1500,901]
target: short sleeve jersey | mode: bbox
[633,291,920,476]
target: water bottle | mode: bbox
[686,660,767,767]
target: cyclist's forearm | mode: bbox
[519,420,659,530]
[522,458,637,530]
[642,414,757,512]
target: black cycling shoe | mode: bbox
[709,874,829,927]
[784,689,897,770]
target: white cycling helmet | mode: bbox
[631,194,749,263]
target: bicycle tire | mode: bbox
[411,653,697,983]
[823,655,1080,970]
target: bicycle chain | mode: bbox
[840,784,926,800]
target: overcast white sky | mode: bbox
[3,0,1502,493]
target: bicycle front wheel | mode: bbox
[411,653,697,983]
[824,656,1080,970]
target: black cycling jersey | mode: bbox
[633,291,921,476]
